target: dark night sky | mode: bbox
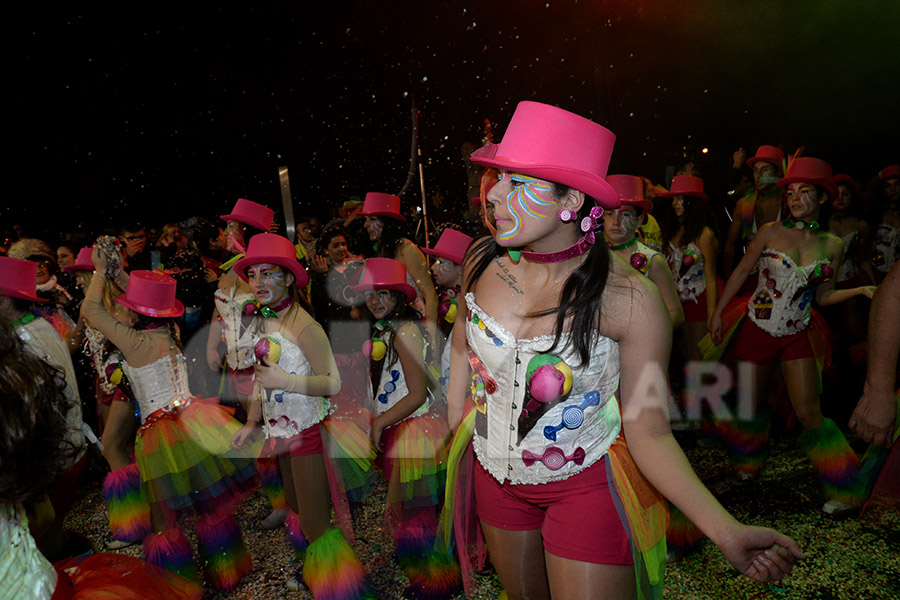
[9,1,900,235]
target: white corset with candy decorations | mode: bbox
[372,326,432,421]
[667,242,706,302]
[836,230,861,283]
[748,249,831,337]
[214,284,258,370]
[465,293,622,485]
[871,223,900,274]
[122,353,193,423]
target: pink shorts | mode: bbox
[473,457,633,565]
[733,318,814,366]
[272,424,324,456]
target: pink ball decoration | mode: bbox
[682,252,696,269]
[529,364,565,404]
[361,338,374,358]
[630,252,648,271]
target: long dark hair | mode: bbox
[133,314,185,353]
[660,195,717,248]
[465,187,610,365]
[366,290,425,388]
[366,216,409,259]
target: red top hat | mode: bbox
[233,233,309,289]
[832,174,862,198]
[469,101,619,209]
[357,192,406,222]
[220,198,274,232]
[0,257,45,302]
[421,229,474,265]
[664,175,709,202]
[115,271,184,318]
[63,248,95,273]
[778,157,839,201]
[350,257,416,302]
[747,145,785,169]
[880,165,900,181]
[606,174,653,214]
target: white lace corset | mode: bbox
[259,332,330,439]
[214,285,258,370]
[465,293,621,485]
[373,327,431,420]
[837,231,860,282]
[667,242,706,302]
[872,223,900,273]
[748,250,829,337]
[123,353,193,423]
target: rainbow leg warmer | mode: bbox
[395,512,462,599]
[285,510,310,561]
[801,418,864,506]
[197,512,253,591]
[303,527,375,600]
[665,503,705,560]
[143,527,199,583]
[722,413,771,478]
[102,463,152,543]
[258,455,287,511]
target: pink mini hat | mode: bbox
[351,257,416,302]
[747,145,785,168]
[778,157,839,201]
[664,175,709,202]
[469,101,619,208]
[357,192,406,222]
[421,229,474,265]
[0,257,45,302]
[233,233,309,289]
[220,198,275,232]
[115,271,184,318]
[880,165,900,180]
[63,247,94,273]
[607,174,653,214]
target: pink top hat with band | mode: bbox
[607,174,653,214]
[469,101,619,209]
[833,174,862,198]
[63,248,94,274]
[421,229,474,265]
[0,257,46,302]
[220,198,275,232]
[747,145,785,168]
[778,157,839,201]
[357,192,406,222]
[351,257,416,302]
[233,233,309,289]
[664,175,709,203]
[115,271,184,318]
[880,165,900,181]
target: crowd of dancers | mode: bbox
[1,100,897,599]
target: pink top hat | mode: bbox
[664,175,709,202]
[607,174,653,214]
[421,229,474,265]
[115,271,184,318]
[747,145,785,169]
[357,192,406,222]
[220,198,274,233]
[832,174,862,198]
[233,233,309,289]
[0,257,45,302]
[778,157,838,201]
[63,248,94,273]
[350,257,416,302]
[469,101,619,209]
[880,165,900,181]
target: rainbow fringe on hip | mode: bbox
[285,510,310,561]
[395,512,461,599]
[196,512,253,590]
[303,527,375,600]
[143,527,199,584]
[257,452,287,511]
[102,463,151,543]
[384,411,451,513]
[801,418,864,506]
[665,503,705,559]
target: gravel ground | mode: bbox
[64,430,898,599]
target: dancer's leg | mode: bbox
[480,522,550,600]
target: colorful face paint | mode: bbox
[364,289,398,319]
[497,173,559,242]
[364,217,384,241]
[787,183,819,218]
[602,208,639,243]
[247,263,289,305]
[672,195,685,217]
[431,258,461,287]
[225,221,246,253]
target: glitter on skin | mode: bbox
[498,173,559,242]
[247,264,287,304]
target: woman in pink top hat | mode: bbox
[81,252,258,591]
[870,164,900,283]
[441,101,801,599]
[708,156,876,516]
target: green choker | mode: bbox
[783,219,820,231]
[609,237,637,251]
[12,312,37,328]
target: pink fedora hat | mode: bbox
[351,257,416,302]
[357,192,406,222]
[880,165,900,180]
[421,229,474,265]
[63,247,94,273]
[747,145,785,168]
[233,233,309,289]
[607,174,653,214]
[778,157,838,201]
[664,175,709,202]
[469,101,619,208]
[220,198,274,232]
[115,271,184,318]
[0,257,45,302]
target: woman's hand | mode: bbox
[92,245,108,274]
[231,422,260,450]
[370,415,387,453]
[310,254,329,273]
[254,357,290,390]
[207,343,223,372]
[717,524,803,583]
[708,310,723,344]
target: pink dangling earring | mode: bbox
[558,209,578,223]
